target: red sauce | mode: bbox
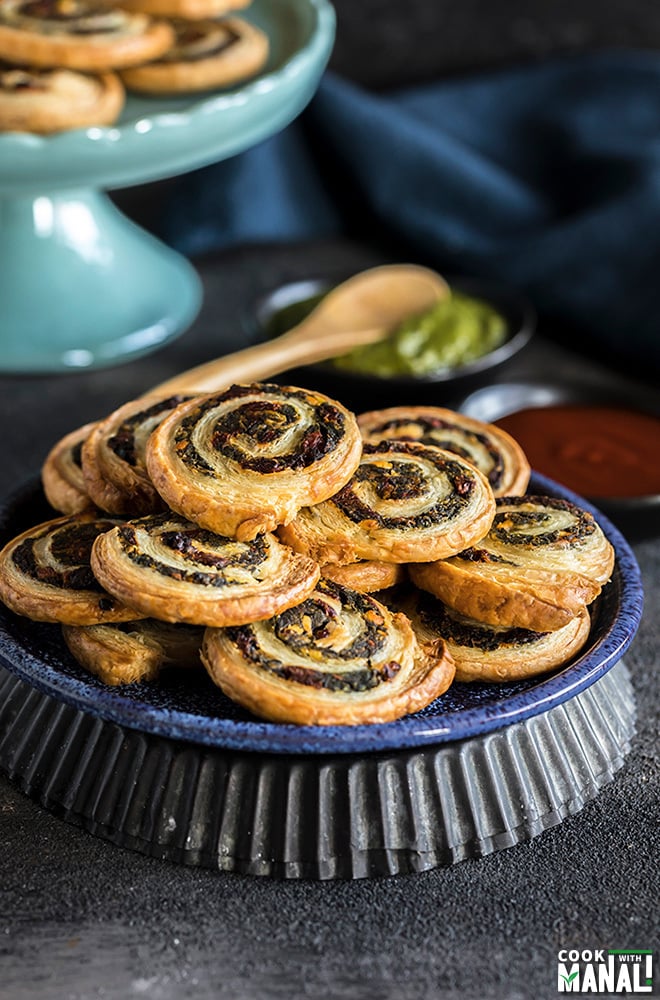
[495,405,660,498]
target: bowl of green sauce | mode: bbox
[250,274,536,409]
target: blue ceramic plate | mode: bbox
[0,474,643,755]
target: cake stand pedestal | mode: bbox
[0,189,201,369]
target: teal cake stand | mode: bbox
[0,0,335,372]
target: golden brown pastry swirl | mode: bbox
[279,440,496,565]
[146,383,363,540]
[481,495,614,578]
[120,16,269,95]
[163,16,239,60]
[410,494,615,631]
[2,0,131,34]
[90,511,321,625]
[201,578,456,725]
[402,587,591,682]
[82,394,194,516]
[358,405,530,496]
[42,421,97,514]
[0,61,124,132]
[0,0,174,70]
[0,514,141,623]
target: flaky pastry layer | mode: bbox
[402,587,592,682]
[0,0,174,70]
[279,440,496,565]
[201,579,455,725]
[410,494,614,631]
[42,421,97,514]
[121,16,268,94]
[0,514,142,624]
[91,511,321,626]
[146,383,363,540]
[320,559,407,594]
[62,618,204,685]
[82,394,194,516]
[358,405,530,497]
[0,65,124,131]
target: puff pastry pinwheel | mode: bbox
[81,394,194,516]
[410,495,615,631]
[42,421,97,514]
[358,406,530,497]
[279,440,496,566]
[201,578,456,725]
[320,559,406,594]
[120,16,268,94]
[0,62,123,132]
[145,383,363,541]
[0,514,141,624]
[401,587,591,682]
[90,511,321,626]
[0,0,175,70]
[119,0,250,21]
[62,618,203,685]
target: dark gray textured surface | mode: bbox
[0,242,658,999]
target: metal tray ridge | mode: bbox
[0,659,636,877]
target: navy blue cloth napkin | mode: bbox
[165,52,660,373]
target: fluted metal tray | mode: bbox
[0,475,643,877]
[0,660,635,877]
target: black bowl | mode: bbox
[459,378,660,538]
[247,275,536,412]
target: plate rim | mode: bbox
[0,472,644,755]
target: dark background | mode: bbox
[326,0,660,87]
[116,0,660,229]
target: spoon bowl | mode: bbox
[151,264,449,396]
[250,274,536,411]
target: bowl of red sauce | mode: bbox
[459,380,660,536]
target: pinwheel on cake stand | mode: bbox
[0,0,335,372]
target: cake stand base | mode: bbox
[0,660,635,879]
[0,190,202,372]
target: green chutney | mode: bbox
[333,291,507,377]
[266,287,507,377]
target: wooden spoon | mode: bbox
[149,263,449,397]
[45,264,449,514]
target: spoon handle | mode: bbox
[146,264,448,398]
[148,322,385,397]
